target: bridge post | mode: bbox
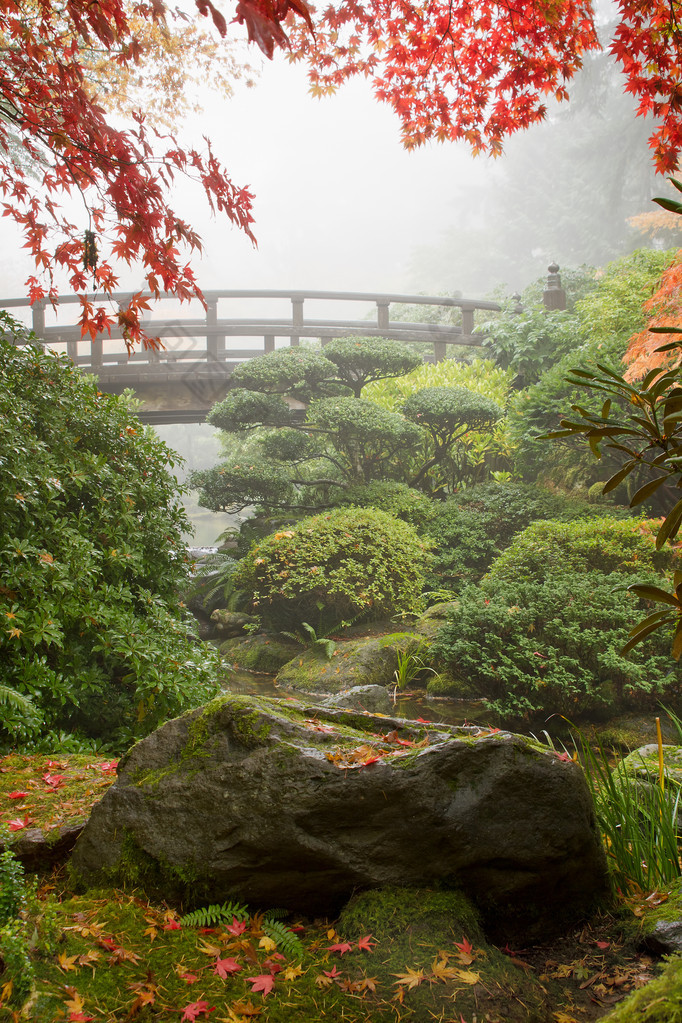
[291,298,304,346]
[91,337,103,372]
[376,299,390,331]
[206,299,218,360]
[264,335,275,353]
[31,299,46,341]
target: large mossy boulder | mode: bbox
[70,694,608,940]
[276,631,423,693]
[219,633,301,673]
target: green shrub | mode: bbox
[422,482,631,590]
[488,517,672,583]
[507,248,677,485]
[0,328,219,748]
[236,507,431,630]
[366,360,513,489]
[0,847,26,927]
[336,480,433,528]
[433,571,682,721]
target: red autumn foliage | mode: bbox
[624,252,682,380]
[3,0,682,347]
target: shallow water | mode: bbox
[220,667,495,728]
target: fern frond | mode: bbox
[263,907,289,921]
[180,900,250,928]
[0,685,37,716]
[262,918,305,959]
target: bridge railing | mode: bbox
[0,289,501,382]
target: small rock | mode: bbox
[2,822,84,870]
[210,610,259,637]
[322,685,393,714]
[276,631,423,694]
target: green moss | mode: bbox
[426,671,479,697]
[231,709,272,747]
[74,830,212,909]
[336,886,554,1021]
[220,634,300,672]
[339,885,484,946]
[131,763,178,791]
[600,954,682,1022]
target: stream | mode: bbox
[220,667,497,729]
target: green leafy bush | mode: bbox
[422,482,630,590]
[0,847,26,927]
[336,480,433,528]
[236,507,431,630]
[507,248,677,485]
[433,570,682,720]
[480,304,580,388]
[0,329,219,748]
[365,358,514,488]
[488,517,672,583]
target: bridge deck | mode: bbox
[1,288,501,422]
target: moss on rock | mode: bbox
[600,953,682,1022]
[276,631,424,694]
[219,634,300,673]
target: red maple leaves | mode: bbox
[288,0,600,155]
[610,1,682,173]
[0,0,269,347]
[287,0,682,174]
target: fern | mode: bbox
[262,907,289,921]
[180,900,250,928]
[262,918,305,959]
[0,684,37,717]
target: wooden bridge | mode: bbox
[1,289,501,424]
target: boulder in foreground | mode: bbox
[70,695,608,940]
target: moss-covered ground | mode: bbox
[0,879,661,1023]
[0,755,117,837]
[0,754,671,1023]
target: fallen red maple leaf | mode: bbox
[163,919,182,930]
[214,957,242,978]
[180,972,199,985]
[43,772,65,789]
[455,937,474,956]
[327,941,353,955]
[7,816,31,831]
[357,934,377,951]
[7,791,28,799]
[225,917,247,936]
[181,1000,215,1021]
[415,717,431,723]
[247,973,276,996]
[68,1013,94,1022]
[323,965,342,978]
[100,761,118,774]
